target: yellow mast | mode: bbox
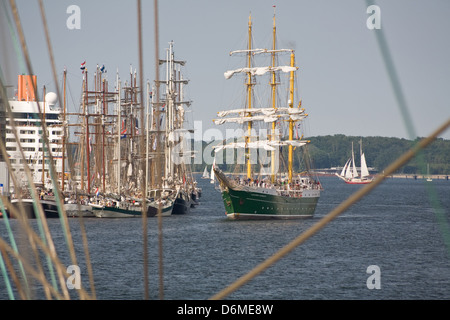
[288,52,295,182]
[246,14,252,179]
[270,9,277,183]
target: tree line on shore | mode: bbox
[307,135,450,175]
[191,135,450,175]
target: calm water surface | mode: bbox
[1,176,449,300]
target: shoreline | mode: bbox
[313,173,449,180]
[193,172,449,180]
[386,174,449,180]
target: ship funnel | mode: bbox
[17,75,37,101]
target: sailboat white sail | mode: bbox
[360,153,370,178]
[426,163,432,182]
[336,139,373,184]
[202,166,209,179]
[340,158,350,178]
[210,158,216,184]
[351,142,359,178]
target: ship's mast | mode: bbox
[288,51,295,182]
[62,68,66,191]
[42,85,46,185]
[216,12,303,183]
[153,10,161,190]
[145,80,150,197]
[246,14,253,179]
[85,69,91,194]
[270,9,277,183]
[165,43,173,182]
[80,71,85,192]
[117,73,121,194]
[102,78,106,193]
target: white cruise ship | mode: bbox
[6,75,63,195]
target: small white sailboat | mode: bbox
[336,139,373,184]
[210,158,216,184]
[426,163,433,182]
[201,166,209,179]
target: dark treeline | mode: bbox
[307,135,450,174]
[191,135,450,175]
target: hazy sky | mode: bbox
[2,0,450,140]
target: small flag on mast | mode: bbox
[80,61,86,73]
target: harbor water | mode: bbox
[1,175,450,300]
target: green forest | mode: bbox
[307,135,450,175]
[192,135,450,175]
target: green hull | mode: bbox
[221,187,320,219]
[214,168,320,220]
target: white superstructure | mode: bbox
[6,75,62,193]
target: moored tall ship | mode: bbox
[73,63,166,218]
[148,41,197,216]
[212,12,322,220]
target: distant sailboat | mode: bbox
[202,166,209,179]
[210,158,216,184]
[426,163,433,182]
[336,139,373,184]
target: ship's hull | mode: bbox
[214,168,320,220]
[336,173,373,184]
[147,200,174,217]
[64,203,94,217]
[344,179,373,185]
[172,190,191,215]
[92,205,142,218]
[220,187,320,220]
[190,190,199,207]
[92,200,174,218]
[10,199,60,218]
[146,188,177,216]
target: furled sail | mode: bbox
[217,107,305,117]
[229,48,293,56]
[213,141,275,152]
[213,140,308,153]
[224,66,298,80]
[214,108,306,125]
[213,114,306,125]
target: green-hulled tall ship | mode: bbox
[212,12,322,220]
